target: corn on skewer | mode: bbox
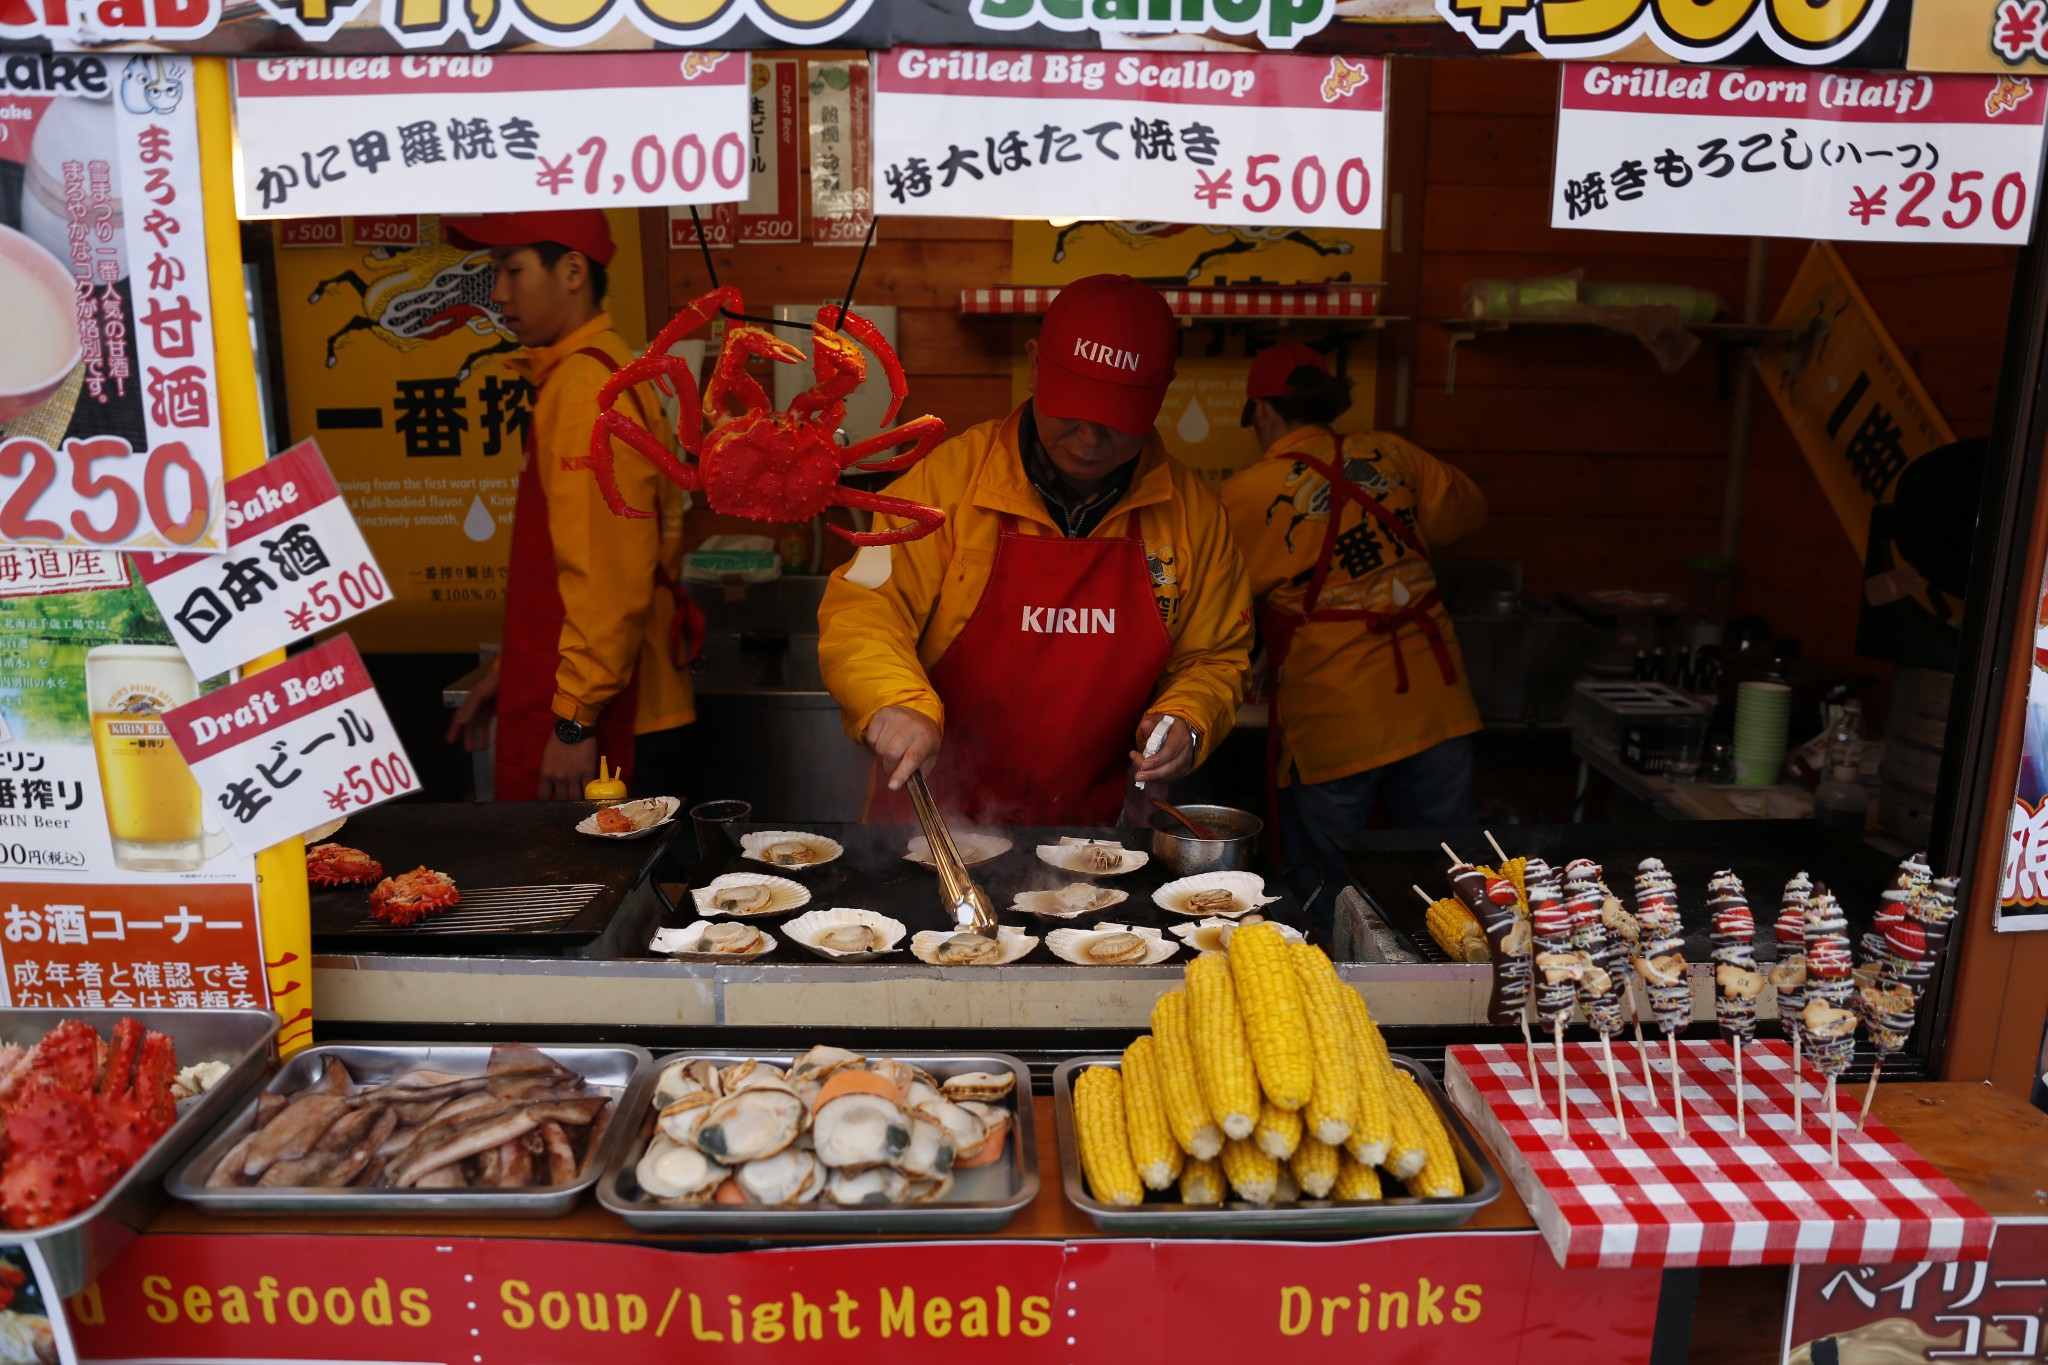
[1121,1036,1184,1191]
[1149,990,1224,1160]
[1073,1065,1143,1207]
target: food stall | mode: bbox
[0,0,2046,1359]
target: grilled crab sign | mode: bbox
[590,287,949,546]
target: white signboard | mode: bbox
[137,441,387,679]
[1552,64,2048,245]
[231,52,750,219]
[0,54,226,554]
[872,49,1386,230]
[163,635,417,856]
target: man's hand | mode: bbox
[445,669,500,752]
[1130,712,1195,785]
[866,705,942,792]
[538,733,600,800]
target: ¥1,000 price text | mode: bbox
[536,133,746,200]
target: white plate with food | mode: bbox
[1011,884,1130,921]
[909,926,1038,966]
[651,920,777,961]
[576,796,681,840]
[1167,916,1304,953]
[1046,923,1179,967]
[1035,837,1148,877]
[905,832,1012,869]
[691,873,811,918]
[781,908,909,961]
[740,830,845,870]
[1152,870,1280,918]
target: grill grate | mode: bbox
[348,884,605,935]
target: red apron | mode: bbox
[494,347,702,802]
[869,512,1172,827]
[1261,446,1459,849]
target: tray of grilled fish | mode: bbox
[164,1042,651,1215]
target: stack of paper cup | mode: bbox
[1732,681,1792,786]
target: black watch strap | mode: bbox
[555,717,595,745]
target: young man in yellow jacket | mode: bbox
[818,274,1253,826]
[1222,342,1486,927]
[440,211,692,801]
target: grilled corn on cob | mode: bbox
[1220,1137,1279,1204]
[1290,1136,1340,1199]
[1120,1035,1184,1191]
[1384,1063,1429,1181]
[1289,943,1361,1145]
[1337,985,1393,1166]
[1333,1154,1383,1201]
[1426,897,1490,963]
[1186,952,1259,1140]
[1149,990,1224,1160]
[1253,1098,1303,1161]
[1179,1155,1226,1205]
[1227,923,1313,1111]
[1398,1070,1465,1198]
[1073,1065,1143,1207]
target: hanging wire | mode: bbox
[688,205,878,335]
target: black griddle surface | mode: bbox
[1333,821,1900,965]
[308,801,678,952]
[658,824,1312,963]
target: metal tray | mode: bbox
[598,1050,1037,1233]
[1052,1053,1502,1236]
[165,1041,652,1217]
[1,1008,277,1296]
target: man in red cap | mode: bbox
[1222,340,1486,930]
[817,273,1252,826]
[441,211,693,801]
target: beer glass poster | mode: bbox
[0,53,227,555]
[0,549,267,1012]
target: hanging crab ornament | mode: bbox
[588,287,949,547]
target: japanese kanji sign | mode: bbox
[1783,1219,2048,1361]
[0,54,228,554]
[230,53,749,220]
[136,441,388,677]
[0,882,268,1012]
[742,59,803,244]
[811,59,873,247]
[162,635,417,856]
[1552,65,2048,245]
[872,50,1386,230]
[1997,558,2048,932]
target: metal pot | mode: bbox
[1147,804,1263,876]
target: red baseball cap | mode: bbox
[443,210,617,267]
[1245,340,1327,402]
[1035,274,1177,437]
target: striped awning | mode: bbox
[959,285,1380,318]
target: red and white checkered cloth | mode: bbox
[958,286,1379,318]
[1445,1040,1993,1270]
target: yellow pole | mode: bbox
[194,57,314,1057]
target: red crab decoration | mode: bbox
[589,287,949,546]
[0,1018,178,1229]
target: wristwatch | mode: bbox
[554,717,595,745]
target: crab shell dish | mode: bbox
[739,830,845,870]
[368,867,460,927]
[306,843,383,888]
[692,874,811,918]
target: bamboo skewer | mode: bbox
[1627,980,1658,1109]
[1441,841,1462,867]
[1523,1001,1544,1109]
[1554,1018,1569,1138]
[1827,1076,1840,1169]
[1734,1037,1746,1140]
[1858,1062,1882,1129]
[1601,1033,1624,1129]
[1485,830,1510,865]
[1792,1035,1804,1127]
[1669,1033,1684,1138]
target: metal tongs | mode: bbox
[906,770,999,939]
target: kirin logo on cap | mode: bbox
[1072,338,1143,373]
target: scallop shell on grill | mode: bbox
[781,907,908,961]
[692,873,811,918]
[1035,838,1148,877]
[1166,916,1304,954]
[905,832,1012,868]
[1152,870,1278,918]
[739,830,845,869]
[1046,923,1179,966]
[649,919,776,961]
[909,926,1037,966]
[1011,884,1129,920]
[636,1136,727,1203]
[576,795,680,841]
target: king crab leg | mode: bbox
[834,310,909,426]
[706,326,804,421]
[830,486,947,546]
[839,415,949,474]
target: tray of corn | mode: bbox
[1052,924,1500,1233]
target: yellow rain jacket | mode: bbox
[1220,426,1486,786]
[818,404,1254,767]
[512,313,692,734]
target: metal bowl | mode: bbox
[1147,804,1263,876]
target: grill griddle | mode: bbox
[309,801,680,953]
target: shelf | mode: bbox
[961,284,1387,320]
[1432,316,1794,393]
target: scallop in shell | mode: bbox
[1152,871,1280,918]
[693,873,810,918]
[636,1136,726,1203]
[906,832,1012,868]
[739,830,845,869]
[1035,838,1147,877]
[896,1116,955,1179]
[694,1086,805,1164]
[1011,884,1129,920]
[787,1045,864,1087]
[649,920,775,960]
[656,1091,717,1147]
[826,1165,910,1205]
[812,1071,912,1170]
[909,926,1037,966]
[782,907,908,961]
[1046,923,1179,966]
[734,1147,824,1205]
[651,1057,722,1109]
[719,1059,788,1093]
[1167,917,1304,954]
[940,1071,1016,1103]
